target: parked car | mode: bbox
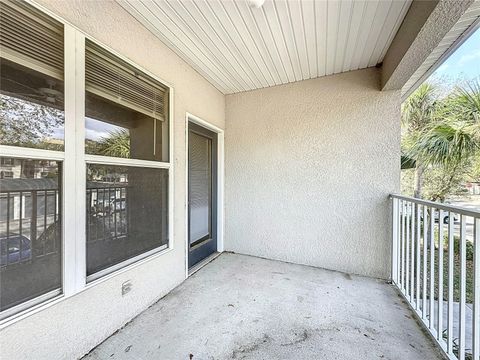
[0,234,31,266]
[433,211,459,224]
[403,206,459,224]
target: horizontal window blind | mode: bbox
[86,40,168,121]
[0,0,64,79]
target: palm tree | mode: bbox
[96,129,130,158]
[405,79,480,201]
[402,83,439,198]
[402,83,439,131]
[446,79,480,125]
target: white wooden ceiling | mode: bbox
[118,0,412,94]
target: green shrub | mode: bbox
[448,235,474,261]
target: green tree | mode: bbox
[0,94,64,150]
[403,79,480,201]
[95,129,131,158]
[401,83,439,198]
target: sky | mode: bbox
[51,116,125,142]
[430,27,480,85]
[85,117,125,141]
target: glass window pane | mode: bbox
[85,40,169,162]
[189,132,212,244]
[86,164,168,277]
[0,158,62,314]
[0,1,65,151]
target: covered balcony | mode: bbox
[0,1,479,360]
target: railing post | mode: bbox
[415,204,421,311]
[31,190,37,262]
[410,202,415,302]
[447,212,454,355]
[6,193,10,238]
[406,202,410,299]
[473,217,480,360]
[423,205,428,320]
[429,207,435,332]
[459,215,467,360]
[392,197,398,284]
[401,200,406,291]
[437,209,444,343]
[390,195,479,360]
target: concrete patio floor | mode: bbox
[83,253,444,360]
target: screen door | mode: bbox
[188,122,217,268]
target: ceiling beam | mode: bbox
[381,0,474,91]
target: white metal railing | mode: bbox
[391,195,480,360]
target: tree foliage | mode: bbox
[94,129,131,158]
[0,94,64,150]
[402,83,439,132]
[402,78,480,201]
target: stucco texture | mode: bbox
[225,68,400,279]
[0,1,224,359]
[382,0,473,90]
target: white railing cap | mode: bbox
[390,194,480,218]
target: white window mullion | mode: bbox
[0,146,64,161]
[74,30,87,292]
[63,25,86,295]
[62,24,77,297]
[84,154,170,169]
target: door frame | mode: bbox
[185,113,224,278]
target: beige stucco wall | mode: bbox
[0,1,224,359]
[225,68,400,279]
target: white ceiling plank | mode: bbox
[119,0,414,94]
[146,0,243,92]
[157,0,250,91]
[272,0,303,81]
[215,0,272,88]
[249,3,290,84]
[300,0,318,78]
[315,0,328,77]
[118,0,233,93]
[288,0,312,80]
[350,0,379,71]
[342,1,367,72]
[171,0,259,90]
[325,0,340,76]
[378,0,412,63]
[191,0,265,90]
[359,0,393,69]
[334,0,354,75]
[230,0,282,86]
[261,0,296,83]
[358,0,390,69]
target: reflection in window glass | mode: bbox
[84,41,169,162]
[86,164,168,277]
[0,158,62,313]
[0,60,65,151]
[84,90,168,161]
[0,0,65,151]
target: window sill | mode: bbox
[0,245,173,330]
[85,244,171,286]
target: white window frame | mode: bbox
[0,0,175,327]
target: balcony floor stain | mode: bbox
[83,253,444,360]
